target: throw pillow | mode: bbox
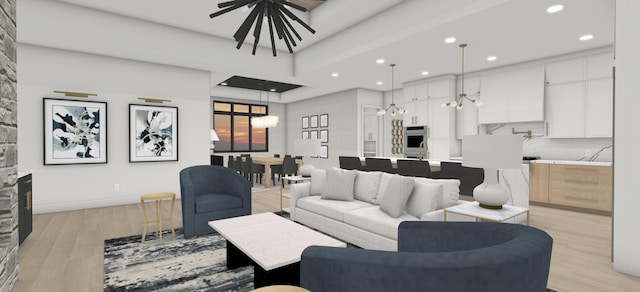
[354,171,382,204]
[406,179,443,218]
[321,167,357,201]
[310,168,327,196]
[375,172,395,204]
[416,178,461,209]
[379,175,415,218]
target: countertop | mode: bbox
[18,170,33,179]
[530,160,612,166]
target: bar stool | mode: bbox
[140,192,176,244]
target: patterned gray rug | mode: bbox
[104,228,253,291]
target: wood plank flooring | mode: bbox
[13,187,640,291]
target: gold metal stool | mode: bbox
[140,192,176,244]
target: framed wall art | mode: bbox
[302,116,309,129]
[302,131,309,139]
[129,104,178,162]
[43,98,108,165]
[320,145,328,159]
[310,115,318,128]
[320,114,329,127]
[320,129,328,143]
[310,130,318,140]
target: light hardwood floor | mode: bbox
[13,187,640,291]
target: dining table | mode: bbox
[246,157,303,188]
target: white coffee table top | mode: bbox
[208,212,345,271]
[445,201,529,222]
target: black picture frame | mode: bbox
[320,114,329,127]
[320,145,329,159]
[129,104,179,162]
[310,115,318,128]
[320,129,328,143]
[302,131,309,139]
[310,130,318,140]
[43,98,108,165]
[302,116,309,129]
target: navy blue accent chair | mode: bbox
[180,165,251,238]
[301,221,553,292]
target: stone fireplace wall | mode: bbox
[0,0,19,290]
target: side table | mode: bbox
[444,201,530,225]
[281,176,312,215]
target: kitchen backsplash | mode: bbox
[485,122,612,162]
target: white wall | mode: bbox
[613,0,640,277]
[18,44,211,213]
[286,89,358,169]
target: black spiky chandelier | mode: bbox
[210,0,316,56]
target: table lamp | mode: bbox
[293,138,322,177]
[462,135,522,209]
[210,129,220,154]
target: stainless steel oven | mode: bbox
[404,126,428,158]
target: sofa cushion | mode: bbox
[406,179,443,218]
[297,196,373,222]
[354,171,382,204]
[375,172,395,204]
[344,206,418,240]
[310,168,327,196]
[379,175,415,218]
[195,194,242,213]
[321,168,357,201]
[416,178,461,209]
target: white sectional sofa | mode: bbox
[289,168,472,251]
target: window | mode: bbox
[213,101,268,152]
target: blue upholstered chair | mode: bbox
[179,165,251,238]
[301,221,553,292]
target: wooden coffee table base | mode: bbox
[226,240,301,288]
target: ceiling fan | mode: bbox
[210,0,316,56]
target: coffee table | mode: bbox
[444,201,530,225]
[208,212,346,288]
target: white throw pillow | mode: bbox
[354,171,382,204]
[320,167,357,201]
[310,168,327,196]
[415,177,461,209]
[375,172,395,204]
[406,178,443,218]
[379,175,415,218]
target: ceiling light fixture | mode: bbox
[376,58,385,64]
[487,55,497,62]
[442,44,483,110]
[445,37,457,44]
[546,4,564,14]
[377,64,406,116]
[421,71,429,76]
[376,81,383,85]
[220,82,228,86]
[331,72,339,77]
[579,34,594,41]
[209,0,316,57]
[251,87,279,128]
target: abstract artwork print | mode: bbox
[129,104,178,162]
[43,98,107,165]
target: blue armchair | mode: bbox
[301,221,553,292]
[179,165,251,238]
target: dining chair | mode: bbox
[339,156,362,170]
[242,156,265,186]
[271,154,283,186]
[281,155,299,181]
[396,159,432,178]
[365,157,395,173]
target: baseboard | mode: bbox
[33,196,148,214]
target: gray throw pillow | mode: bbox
[379,175,415,218]
[310,168,327,196]
[321,168,357,201]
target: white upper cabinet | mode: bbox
[545,82,585,137]
[416,83,428,100]
[585,78,614,137]
[427,79,450,98]
[587,52,614,80]
[545,57,584,84]
[478,65,545,124]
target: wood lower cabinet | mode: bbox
[529,162,612,213]
[18,174,33,245]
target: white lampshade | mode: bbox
[293,138,322,157]
[210,129,220,142]
[462,135,522,169]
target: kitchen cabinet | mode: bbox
[529,161,612,213]
[544,52,613,138]
[403,84,428,126]
[363,113,378,141]
[478,65,545,124]
[18,173,33,245]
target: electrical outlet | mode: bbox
[114,184,120,191]
[585,150,592,157]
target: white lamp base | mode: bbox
[473,168,510,209]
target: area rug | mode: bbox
[104,228,253,291]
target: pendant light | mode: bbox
[251,88,279,128]
[442,44,483,110]
[377,64,407,116]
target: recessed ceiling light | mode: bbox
[331,72,339,77]
[270,88,276,92]
[546,4,564,14]
[376,81,383,85]
[376,58,385,64]
[421,71,429,76]
[444,37,457,44]
[487,56,498,62]
[579,34,594,41]
[220,82,227,86]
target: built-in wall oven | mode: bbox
[404,126,428,158]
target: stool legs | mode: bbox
[140,193,176,244]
